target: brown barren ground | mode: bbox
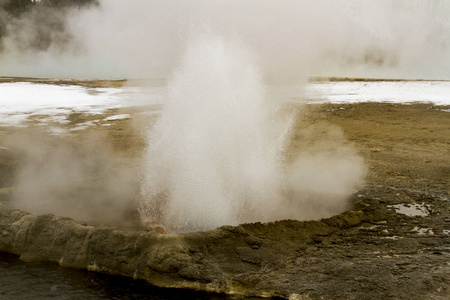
[300,102,449,192]
[0,79,449,299]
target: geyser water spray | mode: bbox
[139,33,292,232]
[139,32,367,232]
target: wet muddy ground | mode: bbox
[0,91,449,299]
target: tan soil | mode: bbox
[298,102,449,192]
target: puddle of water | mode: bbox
[0,253,247,300]
[387,202,430,217]
[381,236,401,240]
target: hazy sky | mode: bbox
[1,0,449,80]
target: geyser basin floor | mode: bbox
[0,101,449,299]
[1,184,449,300]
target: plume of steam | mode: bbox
[1,0,449,80]
[139,32,367,232]
[9,130,139,226]
[284,124,368,220]
[139,32,291,232]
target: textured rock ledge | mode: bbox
[1,185,449,299]
[0,201,372,299]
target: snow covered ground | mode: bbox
[0,80,449,128]
[304,80,450,105]
[0,83,121,125]
[0,82,162,127]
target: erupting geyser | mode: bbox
[139,33,367,232]
[139,33,290,232]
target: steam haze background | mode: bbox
[1,0,449,80]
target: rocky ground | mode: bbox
[0,84,449,299]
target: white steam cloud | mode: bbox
[8,130,139,227]
[139,33,290,231]
[285,124,368,220]
[139,33,367,232]
[0,0,449,80]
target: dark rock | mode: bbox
[1,185,450,299]
[244,235,263,248]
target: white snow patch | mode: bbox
[380,254,400,259]
[304,80,450,105]
[387,202,430,217]
[381,236,401,240]
[412,227,434,235]
[69,120,99,132]
[104,114,131,121]
[0,82,162,127]
[359,225,379,231]
[48,127,69,135]
[34,115,71,125]
[0,83,123,126]
[1,114,30,126]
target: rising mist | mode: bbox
[139,33,367,232]
[7,129,139,227]
[1,0,449,80]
